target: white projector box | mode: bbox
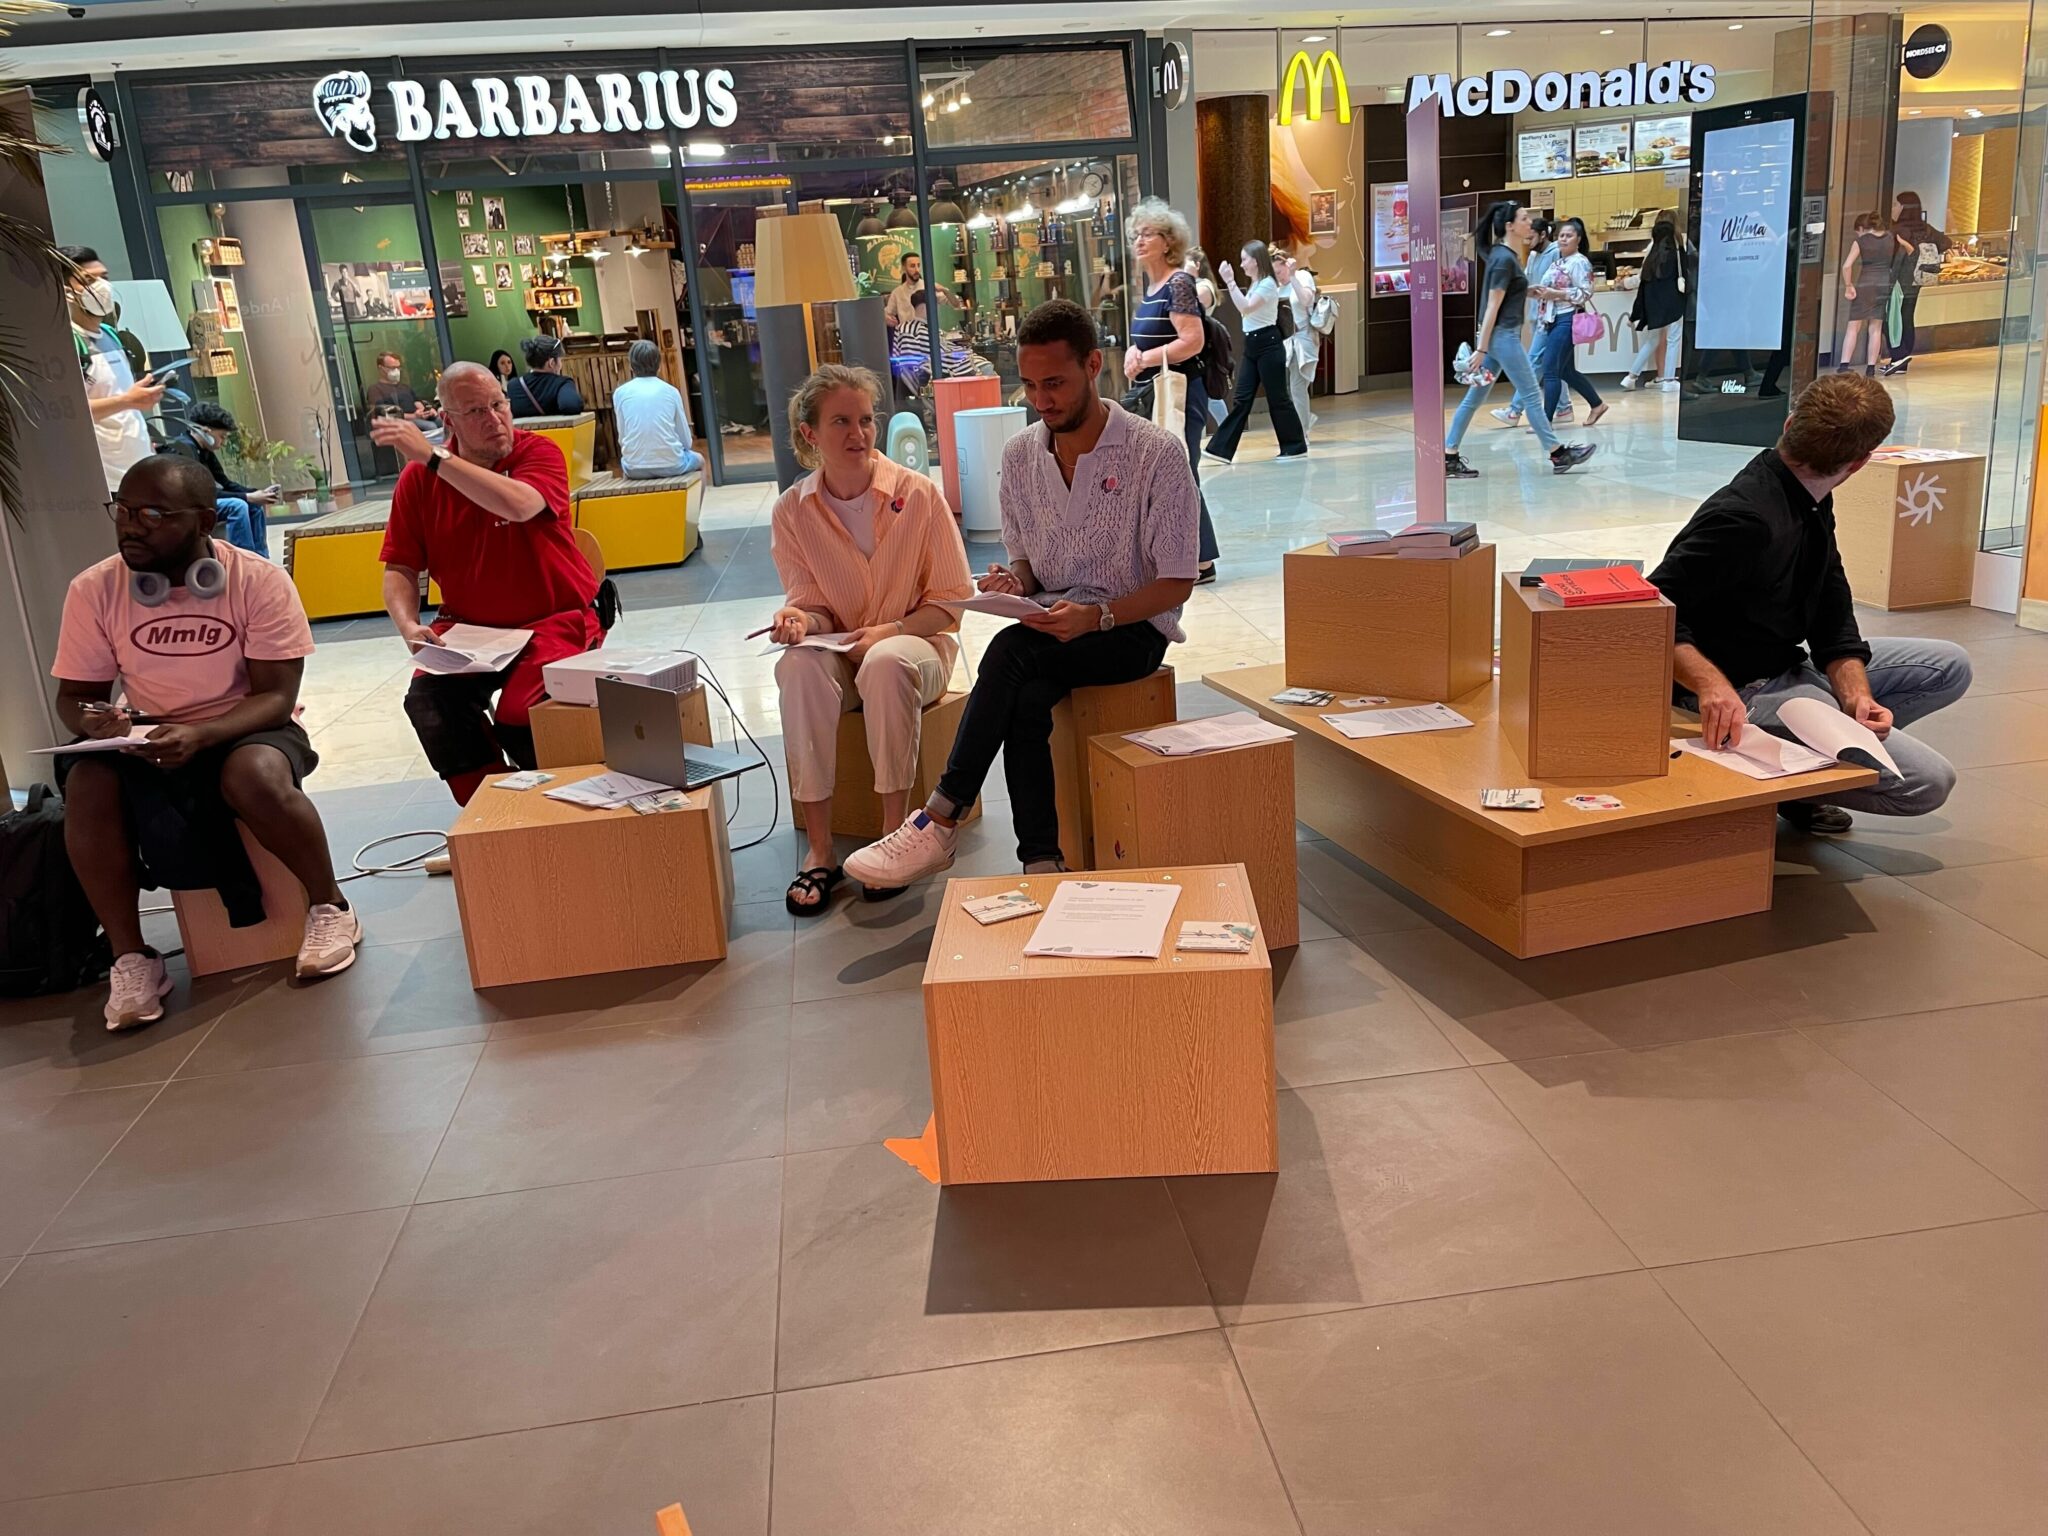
[542,650,700,708]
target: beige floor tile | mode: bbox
[1971,759,2048,811]
[770,1332,1298,1536]
[310,752,433,792]
[1951,633,2048,694]
[279,1398,771,1536]
[1907,692,2048,768]
[3,1467,289,1536]
[785,991,931,1154]
[1900,855,2048,957]
[0,1085,155,1255]
[1168,1072,1637,1325]
[791,882,945,1002]
[1804,997,2048,1204]
[1479,1031,2031,1266]
[0,1210,403,1500]
[302,1161,781,1457]
[0,963,249,1095]
[1293,839,1441,937]
[1269,937,1467,1088]
[1229,1271,1867,1536]
[1660,1216,2048,1536]
[1829,774,2048,876]
[37,1046,478,1250]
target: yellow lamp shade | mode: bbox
[754,211,858,308]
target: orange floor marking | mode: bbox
[883,1114,940,1183]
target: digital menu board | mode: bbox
[1573,122,1632,177]
[1517,128,1573,182]
[1695,116,1795,351]
[1633,115,1692,170]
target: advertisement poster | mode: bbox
[1518,129,1572,182]
[1371,182,1411,271]
[1440,205,1471,295]
[1633,115,1692,169]
[1309,190,1338,237]
[1405,103,1445,523]
[1573,122,1632,176]
[1695,117,1795,351]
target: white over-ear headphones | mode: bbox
[131,547,227,607]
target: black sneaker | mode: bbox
[1880,358,1911,377]
[1779,802,1853,836]
[1444,453,1479,479]
[1550,442,1598,473]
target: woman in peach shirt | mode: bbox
[768,365,973,914]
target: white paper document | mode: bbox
[34,730,156,754]
[1022,879,1184,959]
[1777,697,1902,778]
[1678,702,1900,782]
[1125,712,1294,757]
[760,631,860,656]
[935,592,1049,620]
[542,771,673,809]
[1673,725,1836,780]
[412,624,534,676]
[1320,703,1474,740]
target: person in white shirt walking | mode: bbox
[1203,240,1308,463]
[610,340,702,477]
[62,245,165,494]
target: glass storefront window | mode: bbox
[919,46,1132,150]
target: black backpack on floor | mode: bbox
[0,784,111,997]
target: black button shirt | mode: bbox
[1648,449,1872,690]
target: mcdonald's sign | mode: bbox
[1279,49,1350,126]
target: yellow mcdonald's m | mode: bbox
[1279,49,1351,125]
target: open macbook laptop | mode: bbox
[596,676,756,791]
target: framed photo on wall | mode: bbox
[462,232,489,258]
[1308,190,1338,238]
[514,234,535,256]
[494,262,514,289]
[483,290,498,307]
[493,238,508,257]
[456,189,474,206]
[457,208,472,229]
[483,196,508,231]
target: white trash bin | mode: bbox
[954,405,1027,536]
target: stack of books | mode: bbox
[1391,521,1480,561]
[1326,529,1395,556]
[1534,565,1661,606]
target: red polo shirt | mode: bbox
[380,430,597,628]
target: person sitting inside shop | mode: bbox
[845,299,1198,890]
[508,334,587,418]
[53,455,361,1030]
[160,401,280,558]
[612,338,702,478]
[1650,372,1970,834]
[366,350,435,420]
[375,361,600,805]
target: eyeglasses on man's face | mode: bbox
[444,398,512,425]
[105,499,209,528]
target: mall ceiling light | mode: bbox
[1006,189,1039,224]
[945,98,960,113]
[1302,34,1327,43]
[1728,22,1743,30]
[885,195,919,230]
[1907,108,1922,116]
[687,142,726,159]
[1486,28,1510,37]
[967,200,994,230]
[626,240,646,256]
[881,133,895,147]
[1599,28,1615,35]
[921,91,935,108]
[959,90,971,106]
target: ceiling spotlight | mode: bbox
[1907,108,1922,116]
[1599,27,1615,34]
[588,246,610,261]
[1302,33,1327,43]
[1728,22,1743,30]
[921,91,935,108]
[881,133,895,146]
[958,90,971,105]
[945,98,960,112]
[1965,107,1985,118]
[625,240,646,257]
[1486,28,1511,37]
[687,141,725,158]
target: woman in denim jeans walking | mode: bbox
[1445,201,1598,479]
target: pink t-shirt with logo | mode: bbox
[52,541,315,724]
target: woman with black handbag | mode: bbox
[1121,198,1220,582]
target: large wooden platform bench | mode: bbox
[519,411,598,491]
[571,470,703,572]
[1207,664,1876,959]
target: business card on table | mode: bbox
[1272,687,1334,707]
[494,770,554,791]
[1566,793,1625,811]
[1480,787,1544,811]
[627,790,691,814]
[962,891,1043,925]
[1176,921,1257,953]
[1340,696,1390,708]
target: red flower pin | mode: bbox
[1101,475,1119,493]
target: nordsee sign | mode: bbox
[1408,61,1716,117]
[313,68,739,152]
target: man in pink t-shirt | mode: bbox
[53,456,363,1029]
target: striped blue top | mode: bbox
[1130,270,1201,382]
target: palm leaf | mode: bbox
[0,0,74,522]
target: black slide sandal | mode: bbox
[786,866,844,917]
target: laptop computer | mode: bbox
[596,676,756,791]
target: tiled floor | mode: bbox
[4,354,2046,1531]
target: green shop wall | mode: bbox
[422,184,588,370]
[155,201,261,431]
[307,202,442,402]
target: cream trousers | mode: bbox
[776,634,949,802]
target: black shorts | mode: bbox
[56,720,319,800]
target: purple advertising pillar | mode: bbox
[1406,102,1446,523]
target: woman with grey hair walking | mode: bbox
[1123,196,1220,581]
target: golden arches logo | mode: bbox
[1279,49,1350,125]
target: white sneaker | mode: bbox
[105,950,172,1031]
[844,810,958,890]
[1619,374,1640,391]
[297,902,363,979]
[1554,405,1575,422]
[1660,379,1681,392]
[1489,406,1520,426]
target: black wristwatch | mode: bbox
[424,446,452,478]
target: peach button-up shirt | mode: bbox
[769,453,975,673]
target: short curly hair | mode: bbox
[188,401,237,433]
[1127,197,1192,267]
[1781,373,1895,476]
[787,364,885,470]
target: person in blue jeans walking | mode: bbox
[1531,218,1609,428]
[1650,372,1969,834]
[158,402,279,557]
[1444,201,1597,479]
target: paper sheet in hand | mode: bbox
[1673,725,1836,780]
[1022,880,1183,959]
[1125,712,1293,757]
[935,591,1048,620]
[1320,703,1474,740]
[412,624,533,676]
[542,771,672,809]
[761,632,859,656]
[1777,697,1901,778]
[34,730,155,754]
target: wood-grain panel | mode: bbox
[1283,542,1495,700]
[1048,666,1176,871]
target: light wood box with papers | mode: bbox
[791,689,979,839]
[1282,541,1495,701]
[1833,450,1985,610]
[923,864,1276,1184]
[446,763,732,988]
[1088,731,1299,948]
[1498,576,1675,780]
[530,685,712,771]
[1048,665,1176,871]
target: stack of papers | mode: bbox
[1677,700,1901,781]
[34,730,156,755]
[935,592,1048,619]
[1321,703,1474,740]
[1673,727,1834,780]
[1022,880,1183,959]
[1125,713,1293,757]
[542,771,673,809]
[413,625,533,676]
[760,632,860,656]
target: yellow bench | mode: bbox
[571,470,702,572]
[520,412,597,492]
[284,498,443,621]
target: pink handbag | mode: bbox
[1570,308,1604,345]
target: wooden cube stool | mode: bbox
[923,864,1276,1183]
[571,470,702,571]
[1048,665,1176,871]
[1833,449,1986,610]
[1498,576,1675,780]
[170,824,306,977]
[790,688,980,840]
[1088,732,1300,948]
[1283,542,1495,700]
[446,763,733,988]
[530,685,713,771]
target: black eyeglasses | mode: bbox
[105,499,208,527]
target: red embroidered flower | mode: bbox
[1101,476,1119,493]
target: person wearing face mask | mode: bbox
[160,402,280,557]
[61,245,165,494]
[365,351,432,419]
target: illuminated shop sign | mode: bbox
[1407,61,1717,118]
[313,67,739,152]
[1280,50,1350,125]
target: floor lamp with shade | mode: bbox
[754,205,887,489]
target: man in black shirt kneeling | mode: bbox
[1649,373,1970,834]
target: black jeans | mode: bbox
[1123,374,1220,566]
[404,670,537,778]
[1205,326,1307,460]
[1889,288,1922,360]
[934,620,1172,865]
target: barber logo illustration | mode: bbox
[314,71,379,154]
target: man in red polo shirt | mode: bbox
[375,360,599,804]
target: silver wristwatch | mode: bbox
[1097,603,1116,632]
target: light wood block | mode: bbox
[1283,542,1496,700]
[1088,732,1300,948]
[1205,664,1877,958]
[789,688,979,840]
[529,685,711,771]
[923,864,1276,1183]
[1834,451,1986,610]
[170,825,306,977]
[446,763,732,988]
[1498,576,1676,780]
[1048,666,1177,871]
